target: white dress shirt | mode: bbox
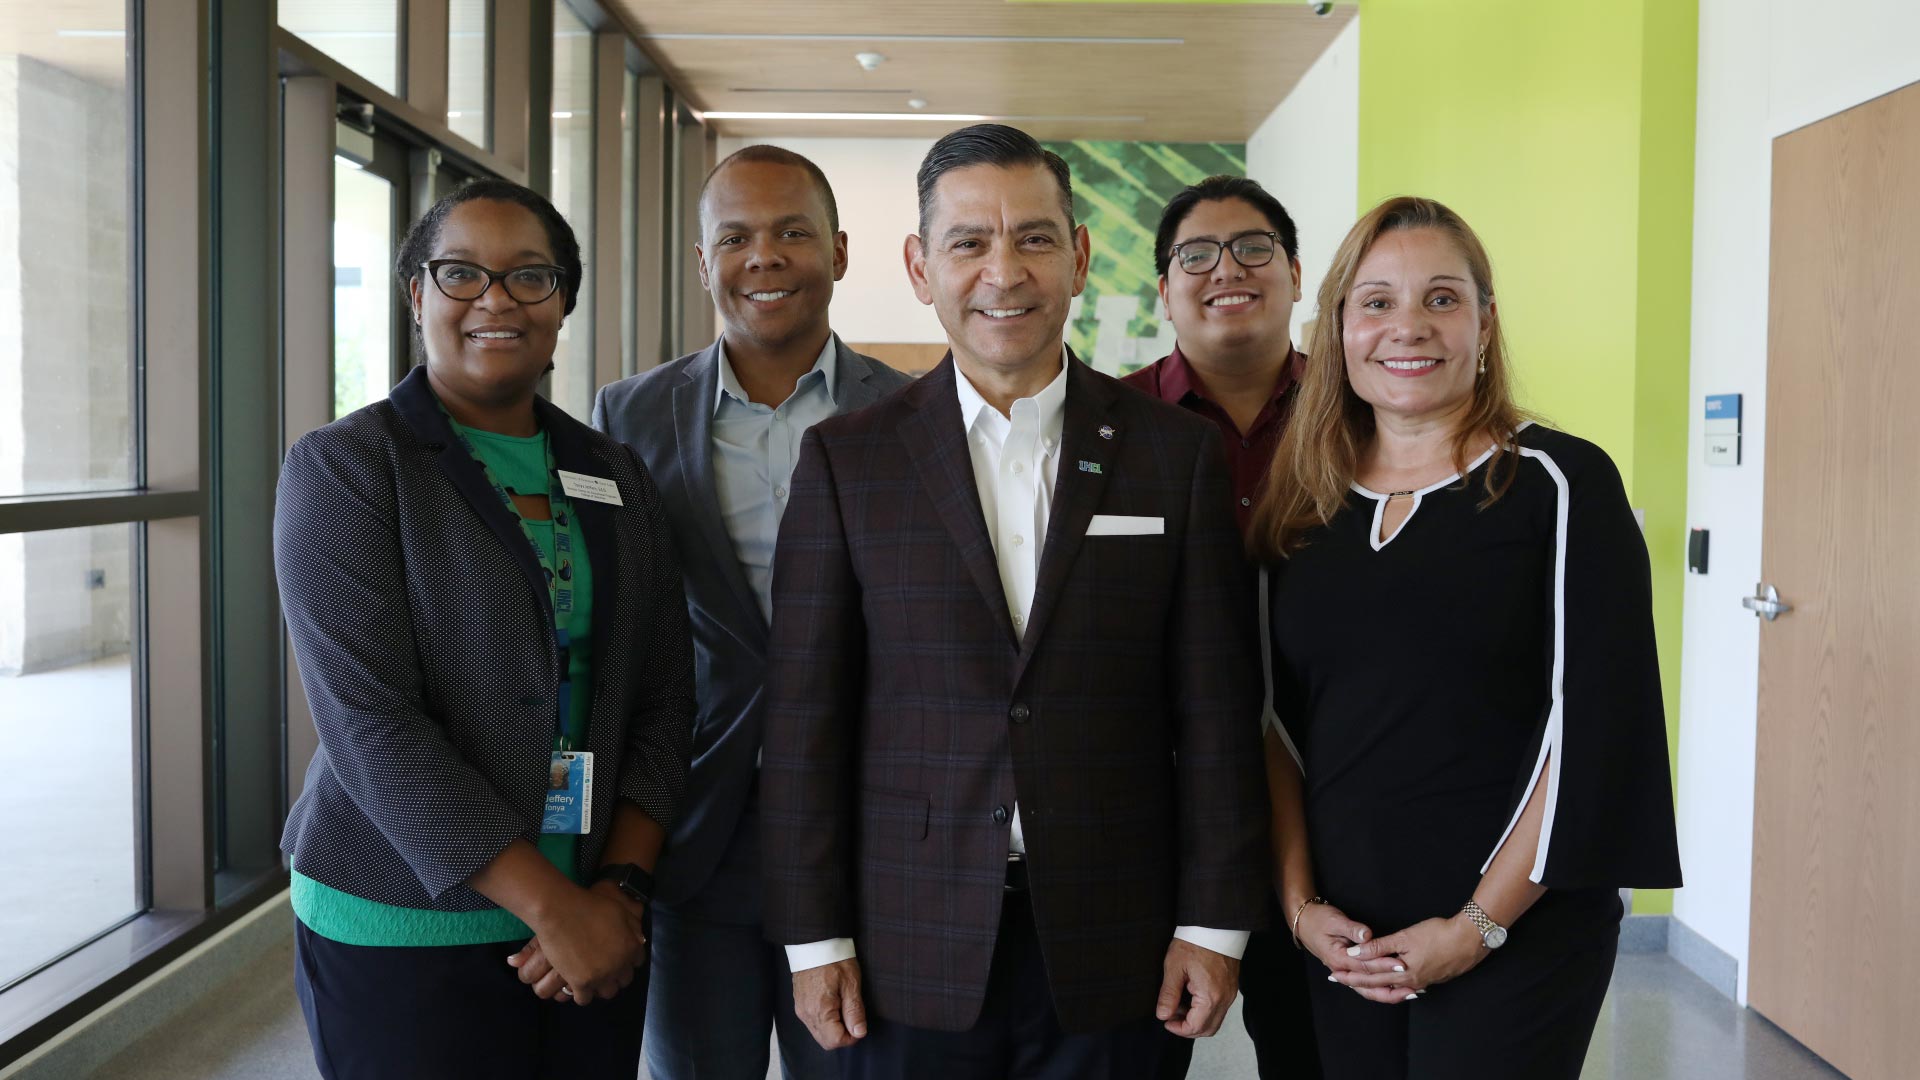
[786,353,1248,972]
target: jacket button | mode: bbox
[992,805,1009,825]
[1008,704,1030,723]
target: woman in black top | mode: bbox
[1248,196,1681,1079]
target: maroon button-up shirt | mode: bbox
[1120,344,1307,533]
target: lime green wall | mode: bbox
[1358,1,1696,915]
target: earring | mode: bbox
[1478,346,1487,375]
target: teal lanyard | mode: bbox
[445,416,582,751]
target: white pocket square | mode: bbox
[1086,514,1164,536]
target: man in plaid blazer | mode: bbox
[760,124,1271,1078]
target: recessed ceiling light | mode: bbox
[728,87,916,95]
[703,111,991,122]
[701,111,1146,123]
[854,51,886,71]
[907,99,928,110]
[649,32,1182,46]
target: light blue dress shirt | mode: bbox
[710,335,840,625]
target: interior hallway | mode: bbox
[72,932,1842,1080]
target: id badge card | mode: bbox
[542,750,594,835]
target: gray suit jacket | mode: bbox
[593,336,912,909]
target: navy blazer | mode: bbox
[592,338,912,909]
[277,366,695,910]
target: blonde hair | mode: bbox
[1249,196,1530,559]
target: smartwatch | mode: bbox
[595,863,654,906]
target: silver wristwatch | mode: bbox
[1461,901,1508,949]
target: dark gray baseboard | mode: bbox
[1618,914,1740,1001]
[1667,914,1740,1000]
[1619,913,1670,953]
[1,893,292,1080]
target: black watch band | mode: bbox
[594,863,654,905]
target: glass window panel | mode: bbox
[447,0,490,148]
[279,0,401,97]
[334,156,395,419]
[621,68,637,377]
[549,3,594,420]
[0,1,136,498]
[0,524,141,989]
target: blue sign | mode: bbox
[1705,393,1742,421]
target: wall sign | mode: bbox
[1705,393,1742,467]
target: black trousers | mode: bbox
[1155,918,1323,1079]
[293,919,648,1080]
[1304,891,1621,1080]
[842,893,1168,1080]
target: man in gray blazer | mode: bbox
[593,145,912,1080]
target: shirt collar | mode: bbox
[1155,342,1304,409]
[955,347,1069,448]
[714,333,839,414]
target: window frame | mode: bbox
[0,0,706,1065]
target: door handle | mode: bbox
[1742,582,1792,621]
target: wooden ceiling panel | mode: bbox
[611,0,1355,142]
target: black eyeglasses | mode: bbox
[422,259,566,304]
[1169,231,1282,275]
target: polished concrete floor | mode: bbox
[77,936,1845,1080]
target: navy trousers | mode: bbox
[842,891,1168,1080]
[643,799,840,1080]
[1156,904,1324,1079]
[293,919,647,1080]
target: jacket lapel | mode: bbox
[899,357,1020,649]
[390,367,555,629]
[674,343,771,648]
[1015,354,1118,678]
[832,336,888,415]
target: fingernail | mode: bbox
[1393,965,1406,973]
[1327,975,1339,982]
[1346,945,1362,957]
[1356,929,1370,942]
[1405,994,1419,1001]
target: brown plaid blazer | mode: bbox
[761,354,1271,1034]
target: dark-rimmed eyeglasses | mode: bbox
[422,259,566,304]
[1169,232,1282,275]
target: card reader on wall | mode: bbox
[1688,528,1709,574]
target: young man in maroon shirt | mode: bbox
[1124,176,1323,1080]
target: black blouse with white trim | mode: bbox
[1268,424,1681,937]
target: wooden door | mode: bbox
[1749,77,1920,1080]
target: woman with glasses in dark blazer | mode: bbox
[275,178,694,1080]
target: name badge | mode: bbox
[557,471,623,506]
[542,750,594,835]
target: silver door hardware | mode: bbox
[1742,583,1792,621]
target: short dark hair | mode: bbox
[916,123,1074,237]
[698,145,840,236]
[1153,175,1299,278]
[395,178,583,355]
